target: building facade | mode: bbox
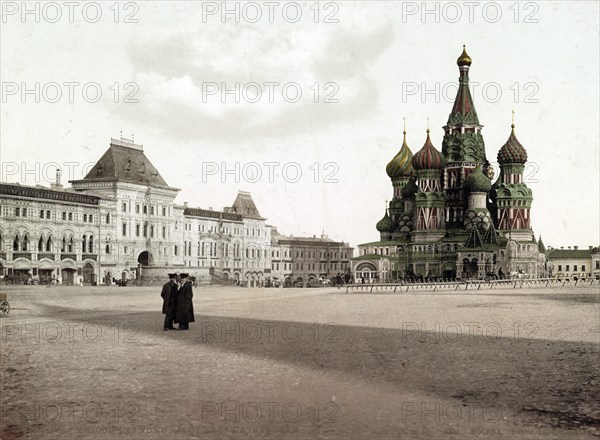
[352,47,546,282]
[546,246,600,279]
[0,138,287,286]
[269,229,353,286]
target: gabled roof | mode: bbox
[75,138,171,188]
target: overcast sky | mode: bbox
[1,1,598,250]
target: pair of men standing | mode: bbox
[161,272,195,331]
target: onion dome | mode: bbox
[457,45,472,67]
[401,177,418,198]
[498,123,527,164]
[386,130,414,179]
[376,209,394,233]
[412,129,444,171]
[464,165,492,193]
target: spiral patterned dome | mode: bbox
[464,165,492,193]
[386,131,414,179]
[412,130,444,171]
[376,210,394,233]
[401,177,418,198]
[498,124,527,164]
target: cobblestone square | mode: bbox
[1,284,598,439]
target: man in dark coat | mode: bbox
[175,273,195,330]
[161,273,178,331]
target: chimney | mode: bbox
[50,168,63,191]
[590,246,593,250]
[568,246,571,250]
[561,246,564,249]
[223,206,229,212]
[574,246,578,250]
[183,202,188,208]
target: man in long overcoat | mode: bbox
[161,273,178,331]
[175,273,195,330]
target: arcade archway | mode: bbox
[138,251,150,266]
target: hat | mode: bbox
[180,273,189,278]
[168,273,176,279]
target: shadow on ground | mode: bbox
[31,301,600,434]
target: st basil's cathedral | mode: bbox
[351,47,547,282]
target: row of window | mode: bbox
[271,262,349,271]
[555,263,600,272]
[122,202,167,217]
[362,243,466,256]
[180,221,259,238]
[7,234,94,254]
[12,207,111,224]
[362,247,391,256]
[271,249,349,259]
[122,223,167,239]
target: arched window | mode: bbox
[22,234,29,251]
[13,234,19,251]
[82,235,87,253]
[68,237,74,253]
[38,236,44,252]
[62,237,66,252]
[88,236,94,253]
[105,244,110,254]
[46,236,52,252]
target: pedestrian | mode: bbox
[175,273,195,331]
[161,273,178,331]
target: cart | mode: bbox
[0,292,9,317]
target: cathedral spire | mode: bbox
[448,45,479,125]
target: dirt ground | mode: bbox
[0,284,599,440]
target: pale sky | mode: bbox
[1,1,598,250]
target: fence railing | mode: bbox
[344,277,600,293]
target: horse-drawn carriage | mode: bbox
[0,292,9,317]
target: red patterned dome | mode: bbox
[498,124,527,164]
[412,129,444,171]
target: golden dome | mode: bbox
[457,45,472,67]
[386,130,414,179]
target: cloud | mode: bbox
[115,8,394,142]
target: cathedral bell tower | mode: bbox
[441,46,491,230]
